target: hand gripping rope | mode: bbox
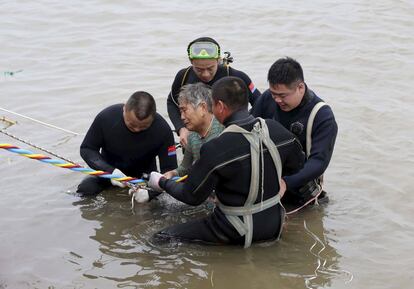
[0,143,188,189]
[0,143,147,188]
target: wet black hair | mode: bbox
[125,91,156,120]
[268,57,304,88]
[187,37,221,58]
[212,76,248,111]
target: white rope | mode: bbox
[286,184,322,215]
[0,106,80,136]
[131,191,136,212]
[303,220,354,287]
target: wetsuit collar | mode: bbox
[298,83,313,108]
[223,109,255,127]
[288,83,314,114]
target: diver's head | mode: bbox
[211,76,249,123]
[268,57,306,112]
[123,91,156,133]
[187,37,220,83]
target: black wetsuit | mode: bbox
[77,104,177,195]
[154,110,304,245]
[251,86,338,205]
[167,65,261,133]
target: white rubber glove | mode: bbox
[110,168,127,188]
[148,171,163,192]
[129,188,150,203]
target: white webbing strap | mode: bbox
[306,102,327,158]
[220,124,258,246]
[305,102,328,205]
[218,118,283,248]
[219,194,281,216]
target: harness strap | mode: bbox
[223,119,282,183]
[306,102,327,158]
[219,194,281,216]
[181,66,192,87]
[222,200,286,239]
[221,123,258,246]
[218,118,283,248]
[170,67,192,107]
[303,102,328,207]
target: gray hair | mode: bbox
[178,83,213,113]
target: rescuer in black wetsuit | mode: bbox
[77,91,177,196]
[251,57,338,207]
[148,77,304,247]
[167,37,261,148]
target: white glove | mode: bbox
[148,171,163,192]
[110,168,127,188]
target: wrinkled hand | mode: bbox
[163,170,178,179]
[179,127,189,148]
[279,178,287,198]
[148,171,164,192]
[110,168,127,188]
[129,188,150,203]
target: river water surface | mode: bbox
[1,0,413,288]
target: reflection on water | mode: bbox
[284,210,353,289]
[71,189,346,288]
[72,190,212,288]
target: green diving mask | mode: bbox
[188,41,220,59]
